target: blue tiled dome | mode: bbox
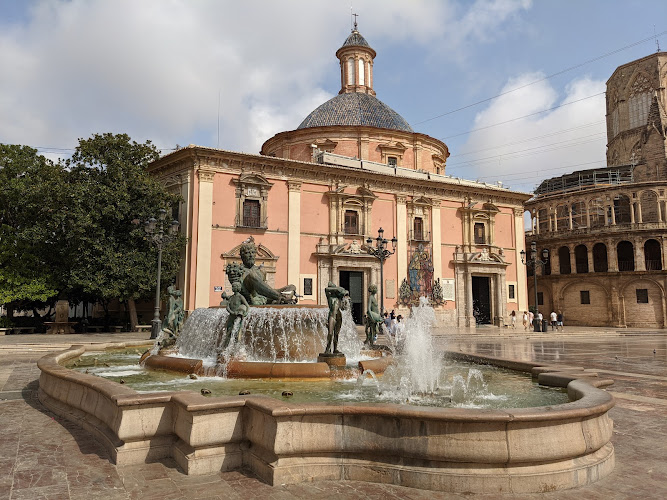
[297,92,413,132]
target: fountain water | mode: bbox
[377,297,443,402]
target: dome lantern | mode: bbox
[335,23,376,96]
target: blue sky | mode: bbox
[1,0,667,194]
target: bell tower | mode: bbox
[335,20,376,96]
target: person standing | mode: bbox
[510,310,517,329]
[522,311,529,331]
[550,310,557,331]
[557,310,564,331]
[528,310,534,330]
[537,311,543,332]
[383,312,391,333]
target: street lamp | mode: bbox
[366,227,398,314]
[520,241,549,332]
[144,208,180,339]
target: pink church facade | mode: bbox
[148,28,530,327]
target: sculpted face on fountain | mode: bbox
[239,238,297,305]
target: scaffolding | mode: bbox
[534,164,634,196]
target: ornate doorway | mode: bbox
[472,276,491,324]
[340,271,363,324]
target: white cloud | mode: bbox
[450,72,607,193]
[0,0,533,158]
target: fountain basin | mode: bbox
[38,342,615,494]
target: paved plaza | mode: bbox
[0,327,665,499]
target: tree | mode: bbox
[66,133,185,329]
[0,145,69,317]
[0,135,185,330]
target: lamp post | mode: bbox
[144,208,180,339]
[520,241,549,332]
[366,227,398,314]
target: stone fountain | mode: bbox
[36,239,616,494]
[144,237,374,379]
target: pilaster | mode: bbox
[513,208,527,311]
[431,200,442,282]
[396,194,408,287]
[287,180,302,289]
[194,169,215,309]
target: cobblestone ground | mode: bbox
[0,328,665,499]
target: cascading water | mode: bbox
[175,306,330,363]
[337,303,364,362]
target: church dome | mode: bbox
[297,92,413,132]
[340,30,371,49]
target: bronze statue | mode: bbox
[160,285,185,348]
[365,284,383,346]
[220,281,250,350]
[239,238,297,305]
[323,281,349,355]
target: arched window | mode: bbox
[559,246,571,274]
[644,239,662,270]
[575,245,589,273]
[628,73,652,129]
[617,241,634,271]
[347,58,354,85]
[614,195,631,224]
[640,191,659,223]
[358,59,365,86]
[571,201,586,228]
[593,243,608,272]
[589,198,605,228]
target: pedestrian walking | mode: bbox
[557,311,564,331]
[510,310,517,329]
[522,311,529,330]
[550,310,557,331]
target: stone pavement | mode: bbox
[0,328,666,499]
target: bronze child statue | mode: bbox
[220,281,250,350]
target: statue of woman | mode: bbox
[324,282,349,354]
[365,284,383,346]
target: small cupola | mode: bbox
[335,21,376,96]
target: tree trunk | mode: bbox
[128,299,139,331]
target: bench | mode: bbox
[110,326,124,333]
[86,326,105,332]
[11,327,36,334]
[0,328,10,336]
[136,325,152,332]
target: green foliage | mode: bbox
[0,145,65,309]
[0,134,185,312]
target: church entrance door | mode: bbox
[472,276,491,325]
[339,271,363,325]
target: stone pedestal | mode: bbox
[45,299,76,334]
[317,352,346,367]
